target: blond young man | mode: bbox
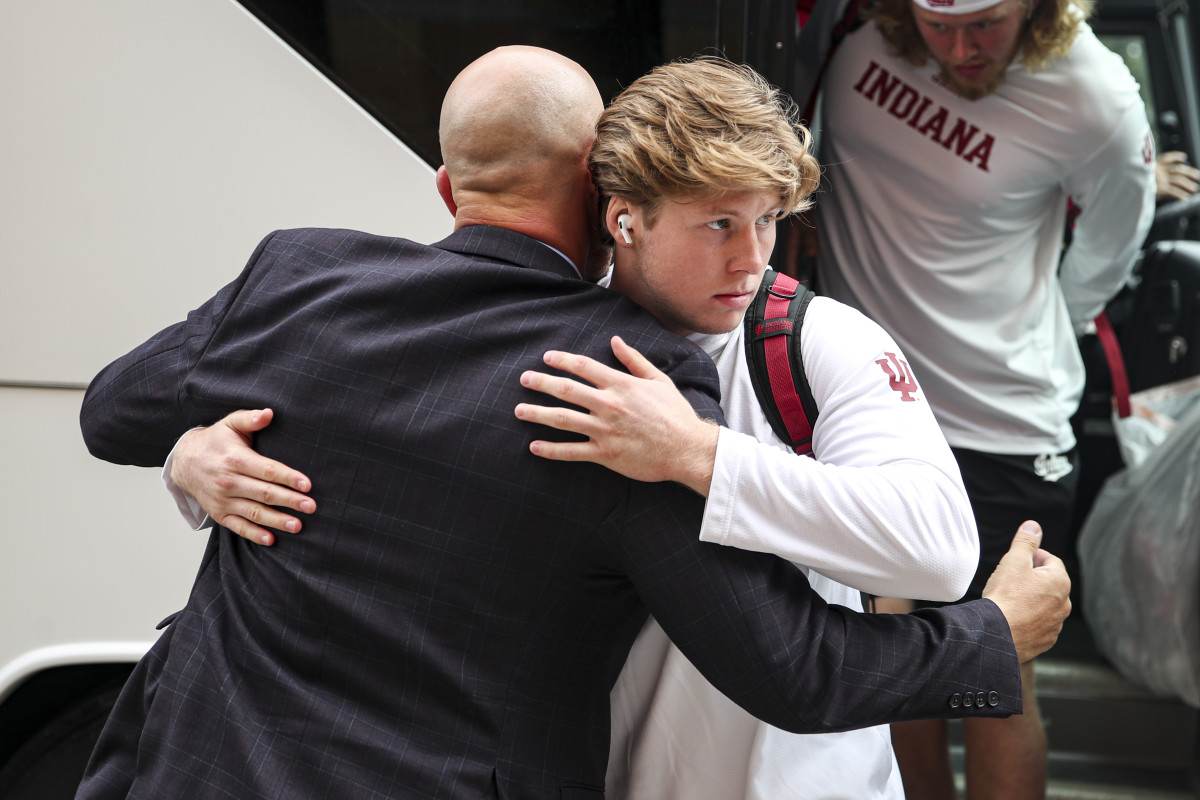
[519,57,979,799]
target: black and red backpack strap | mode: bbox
[744,269,820,456]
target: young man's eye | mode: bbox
[706,219,730,231]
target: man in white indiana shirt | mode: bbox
[164,58,1003,799]
[791,0,1155,794]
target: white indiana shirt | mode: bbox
[606,295,977,799]
[814,14,1156,454]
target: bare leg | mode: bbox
[890,718,958,800]
[874,597,959,800]
[962,660,1046,800]
[870,597,916,614]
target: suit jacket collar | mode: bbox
[435,225,582,282]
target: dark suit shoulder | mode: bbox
[252,227,430,269]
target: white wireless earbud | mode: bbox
[617,214,634,245]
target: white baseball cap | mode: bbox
[911,0,1007,14]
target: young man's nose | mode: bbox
[728,228,768,274]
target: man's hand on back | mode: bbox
[171,408,315,545]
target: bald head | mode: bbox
[440,46,603,202]
[436,46,608,277]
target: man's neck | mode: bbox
[454,210,584,276]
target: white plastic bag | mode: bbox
[1112,374,1200,467]
[1079,400,1200,707]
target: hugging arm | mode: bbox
[157,340,1070,720]
[84,231,318,546]
[515,302,979,602]
[620,472,1066,733]
[700,299,978,600]
[80,234,279,467]
[166,409,316,545]
[516,335,720,495]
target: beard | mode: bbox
[937,63,1009,100]
[932,41,1021,101]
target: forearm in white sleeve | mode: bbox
[699,299,978,601]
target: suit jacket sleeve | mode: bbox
[611,455,1020,734]
[80,232,277,467]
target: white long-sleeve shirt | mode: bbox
[607,295,978,800]
[815,16,1156,454]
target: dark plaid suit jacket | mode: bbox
[77,226,1020,799]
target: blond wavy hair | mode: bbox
[869,0,1093,72]
[590,57,821,226]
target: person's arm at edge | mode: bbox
[1155,151,1200,201]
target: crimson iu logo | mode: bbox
[875,353,919,401]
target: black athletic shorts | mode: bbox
[945,446,1079,604]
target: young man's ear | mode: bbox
[605,199,638,247]
[436,166,458,217]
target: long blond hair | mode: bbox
[868,0,1093,72]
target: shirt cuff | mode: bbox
[698,426,753,545]
[162,432,215,531]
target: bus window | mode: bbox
[238,0,723,167]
